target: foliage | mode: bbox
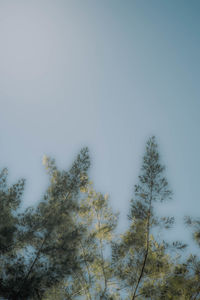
[0,138,199,299]
[112,136,177,299]
[44,183,119,299]
[0,148,90,299]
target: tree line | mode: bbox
[0,137,199,299]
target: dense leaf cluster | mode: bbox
[0,139,199,299]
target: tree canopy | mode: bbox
[0,138,199,299]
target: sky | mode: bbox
[0,0,200,250]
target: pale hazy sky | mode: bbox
[0,0,200,248]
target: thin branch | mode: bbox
[131,185,153,300]
[13,233,49,299]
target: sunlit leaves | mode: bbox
[0,148,90,299]
[0,138,199,299]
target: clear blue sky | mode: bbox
[0,0,200,248]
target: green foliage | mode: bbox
[0,167,26,298]
[0,139,199,299]
[0,168,25,251]
[112,137,175,299]
[0,148,90,299]
[185,216,200,247]
[49,182,119,299]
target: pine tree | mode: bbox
[49,182,119,299]
[159,216,200,299]
[0,167,25,298]
[112,136,175,299]
[1,138,199,299]
[1,148,90,299]
[157,217,200,299]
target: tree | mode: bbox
[160,216,200,300]
[76,183,119,299]
[0,167,25,254]
[155,216,200,300]
[0,167,25,298]
[112,136,176,299]
[1,137,199,299]
[45,182,119,299]
[0,148,90,300]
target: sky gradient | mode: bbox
[0,0,200,249]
